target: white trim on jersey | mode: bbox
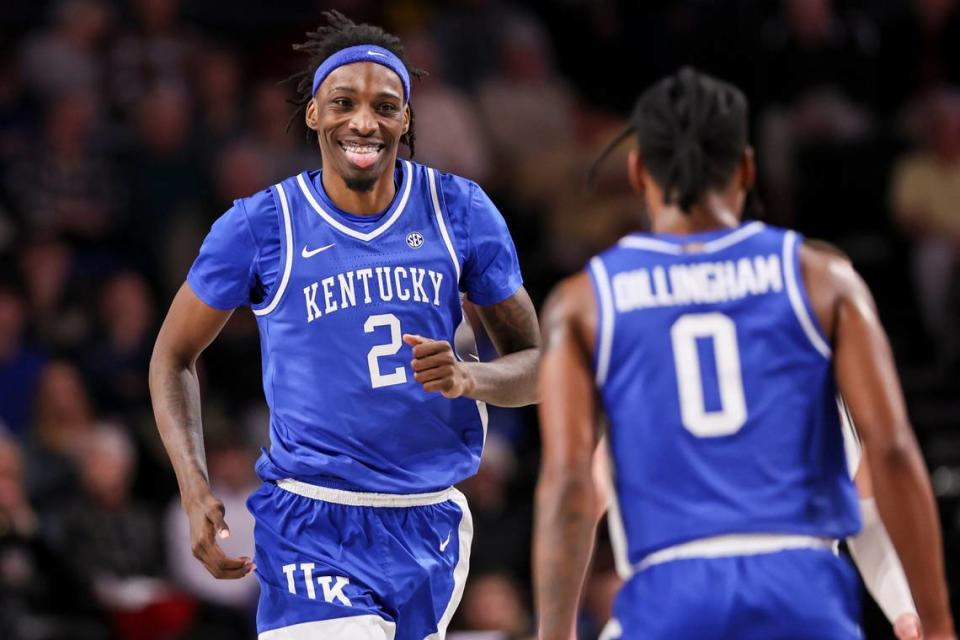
[425,488,473,640]
[702,221,765,252]
[635,533,835,572]
[618,221,765,255]
[426,168,462,282]
[258,615,396,640]
[782,231,832,358]
[276,479,454,507]
[296,160,414,242]
[253,183,294,317]
[618,235,682,254]
[602,438,634,580]
[589,257,615,387]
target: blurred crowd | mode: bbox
[0,0,959,638]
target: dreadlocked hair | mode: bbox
[589,67,748,212]
[284,10,427,156]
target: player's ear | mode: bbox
[739,145,756,192]
[402,104,410,135]
[305,98,320,131]
[627,148,646,197]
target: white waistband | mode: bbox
[276,478,454,507]
[636,533,836,572]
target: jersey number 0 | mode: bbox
[670,312,747,437]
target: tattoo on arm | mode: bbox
[475,288,540,356]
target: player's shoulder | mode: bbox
[222,180,286,243]
[542,270,595,347]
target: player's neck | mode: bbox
[322,167,397,216]
[653,191,743,235]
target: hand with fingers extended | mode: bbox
[404,334,475,399]
[183,487,255,580]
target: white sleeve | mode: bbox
[847,498,917,622]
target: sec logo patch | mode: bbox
[406,232,424,249]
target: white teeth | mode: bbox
[341,143,380,154]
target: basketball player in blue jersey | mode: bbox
[533,68,955,640]
[149,12,539,640]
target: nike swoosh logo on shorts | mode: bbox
[439,532,452,552]
[301,243,335,258]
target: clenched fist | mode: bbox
[404,334,476,399]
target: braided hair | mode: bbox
[285,10,427,156]
[590,67,749,212]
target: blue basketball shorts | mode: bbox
[604,545,862,640]
[246,479,472,639]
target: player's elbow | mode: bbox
[863,424,922,473]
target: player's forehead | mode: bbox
[318,62,404,100]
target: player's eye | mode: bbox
[378,102,399,114]
[332,97,352,108]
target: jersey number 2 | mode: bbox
[364,313,407,389]
[670,312,747,437]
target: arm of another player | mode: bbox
[403,285,540,406]
[848,452,922,640]
[149,283,254,580]
[533,273,601,640]
[817,248,955,638]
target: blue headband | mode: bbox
[312,44,411,102]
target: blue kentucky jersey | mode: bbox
[588,222,860,568]
[188,160,523,494]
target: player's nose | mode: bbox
[348,105,377,136]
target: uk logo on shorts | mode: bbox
[406,232,424,249]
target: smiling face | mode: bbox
[306,61,410,193]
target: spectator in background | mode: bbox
[458,433,531,584]
[25,360,94,509]
[249,81,314,183]
[477,13,576,186]
[17,238,88,351]
[165,440,257,636]
[193,47,244,150]
[18,0,110,101]
[6,90,121,240]
[125,83,203,282]
[0,432,107,640]
[81,271,155,415]
[0,277,46,438]
[50,424,195,640]
[878,0,960,115]
[891,87,960,366]
[456,572,531,639]
[758,0,878,222]
[401,30,491,183]
[108,0,195,115]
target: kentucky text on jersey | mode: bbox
[612,254,782,311]
[303,266,444,322]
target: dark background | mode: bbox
[0,0,958,638]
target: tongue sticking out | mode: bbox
[345,149,379,169]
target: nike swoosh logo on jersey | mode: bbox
[439,531,452,552]
[302,243,336,258]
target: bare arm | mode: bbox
[804,245,954,638]
[149,282,253,579]
[405,286,541,407]
[534,273,600,640]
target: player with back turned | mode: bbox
[533,68,954,639]
[149,12,539,640]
